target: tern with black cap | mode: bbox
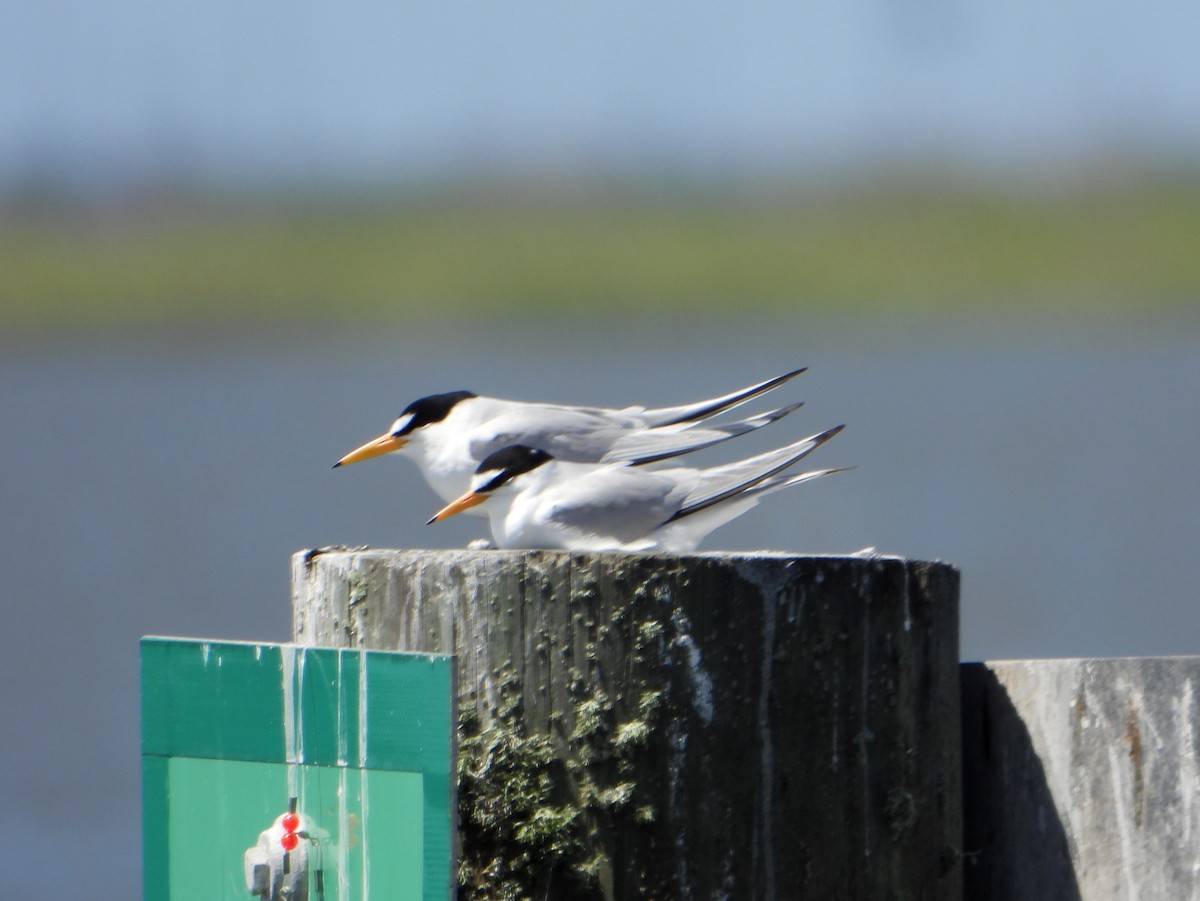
[334,368,807,513]
[427,425,848,552]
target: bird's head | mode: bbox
[427,445,554,523]
[333,390,476,468]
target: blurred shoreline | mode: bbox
[4,171,1200,335]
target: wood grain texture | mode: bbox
[962,657,1200,901]
[293,548,961,901]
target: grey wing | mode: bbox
[744,466,853,498]
[466,405,643,463]
[640,367,807,427]
[667,425,844,522]
[601,402,803,466]
[538,467,692,543]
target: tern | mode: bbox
[334,368,807,509]
[427,425,847,552]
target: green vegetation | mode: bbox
[4,176,1199,331]
[456,662,663,901]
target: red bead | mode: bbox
[281,812,300,833]
[281,831,299,851]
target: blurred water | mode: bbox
[2,314,1199,898]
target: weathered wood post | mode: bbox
[962,656,1200,900]
[292,549,961,900]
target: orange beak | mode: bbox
[333,432,407,468]
[427,491,488,524]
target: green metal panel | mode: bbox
[142,755,170,898]
[142,638,288,763]
[141,638,454,900]
[163,758,286,898]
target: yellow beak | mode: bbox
[334,433,407,468]
[427,491,488,524]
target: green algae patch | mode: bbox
[457,663,665,901]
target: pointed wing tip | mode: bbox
[760,366,808,390]
[773,400,805,417]
[821,423,847,440]
[772,465,855,492]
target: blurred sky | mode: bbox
[3,0,1200,194]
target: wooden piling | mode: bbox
[962,656,1200,900]
[292,549,961,900]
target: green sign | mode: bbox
[142,638,454,900]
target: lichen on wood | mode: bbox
[457,660,665,901]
